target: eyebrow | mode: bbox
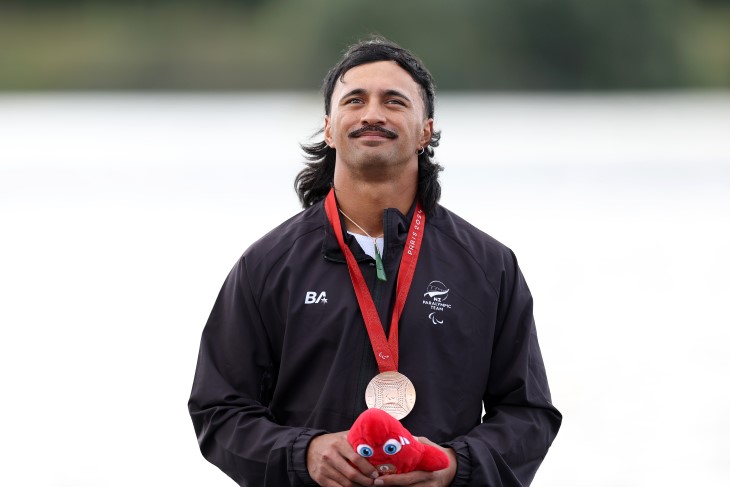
[339,88,412,104]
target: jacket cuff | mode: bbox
[441,440,471,486]
[290,428,327,486]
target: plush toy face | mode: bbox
[347,408,449,475]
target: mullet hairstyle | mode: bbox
[294,36,443,214]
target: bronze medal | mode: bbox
[365,371,416,420]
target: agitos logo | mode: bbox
[423,281,452,324]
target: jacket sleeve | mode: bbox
[188,256,326,486]
[443,250,562,486]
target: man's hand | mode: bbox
[371,437,457,487]
[307,431,380,487]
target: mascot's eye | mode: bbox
[356,444,374,457]
[383,439,402,455]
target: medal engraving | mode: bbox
[365,371,416,420]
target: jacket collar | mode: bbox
[321,199,416,264]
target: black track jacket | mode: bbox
[189,200,561,486]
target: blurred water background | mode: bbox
[1,1,729,486]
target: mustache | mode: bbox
[348,125,398,139]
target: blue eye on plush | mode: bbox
[383,439,402,455]
[356,444,374,457]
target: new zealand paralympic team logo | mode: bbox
[423,280,453,325]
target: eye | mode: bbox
[382,439,402,455]
[386,99,405,106]
[345,98,363,104]
[356,444,374,457]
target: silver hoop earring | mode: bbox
[417,147,425,156]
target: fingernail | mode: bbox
[374,479,384,486]
[371,471,380,479]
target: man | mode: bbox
[189,37,561,486]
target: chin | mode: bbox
[359,156,394,168]
[358,151,411,168]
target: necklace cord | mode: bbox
[338,209,383,240]
[338,208,387,281]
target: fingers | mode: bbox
[416,437,458,472]
[373,470,433,486]
[372,470,454,486]
[307,431,379,486]
[346,449,380,480]
[373,437,456,487]
[415,437,442,449]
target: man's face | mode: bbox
[324,61,433,175]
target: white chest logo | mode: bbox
[304,291,328,304]
[423,281,453,324]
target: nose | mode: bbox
[360,102,386,125]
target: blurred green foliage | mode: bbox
[0,0,728,90]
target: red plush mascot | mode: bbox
[347,408,450,475]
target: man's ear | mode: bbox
[324,115,334,148]
[420,118,434,148]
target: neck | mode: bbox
[333,171,417,237]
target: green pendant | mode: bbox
[374,243,387,281]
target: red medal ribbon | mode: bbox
[324,188,425,373]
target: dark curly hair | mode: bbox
[294,36,443,214]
